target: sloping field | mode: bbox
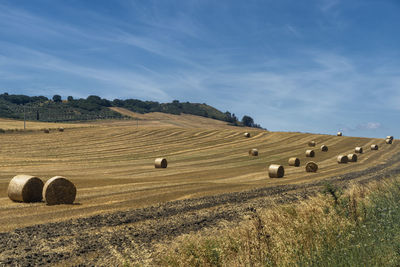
[0,115,398,265]
[0,118,92,131]
[0,117,397,231]
[109,107,231,128]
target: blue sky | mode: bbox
[0,0,399,137]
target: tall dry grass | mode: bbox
[155,177,400,266]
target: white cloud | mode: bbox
[364,122,381,130]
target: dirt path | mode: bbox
[1,151,400,266]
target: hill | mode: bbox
[0,118,397,265]
[0,93,261,128]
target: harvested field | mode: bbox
[0,114,398,265]
[0,118,90,131]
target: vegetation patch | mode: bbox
[156,177,400,266]
[0,93,262,128]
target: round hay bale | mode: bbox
[288,157,300,167]
[268,164,284,178]
[58,127,64,132]
[308,141,316,147]
[306,149,315,157]
[244,132,250,138]
[371,144,378,150]
[155,158,168,168]
[385,138,393,144]
[348,153,358,162]
[355,147,363,153]
[337,132,343,136]
[248,149,258,156]
[305,161,318,172]
[337,155,348,164]
[43,129,50,133]
[320,145,328,152]
[43,176,76,205]
[7,175,44,203]
[387,136,394,141]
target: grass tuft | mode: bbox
[155,177,400,266]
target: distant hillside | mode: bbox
[0,93,262,128]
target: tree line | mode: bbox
[0,93,263,128]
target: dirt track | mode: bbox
[1,151,400,266]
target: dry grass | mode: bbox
[156,178,400,266]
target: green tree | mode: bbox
[53,95,62,103]
[242,115,254,127]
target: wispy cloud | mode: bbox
[320,0,341,12]
[0,0,399,138]
[0,44,171,101]
[362,122,381,130]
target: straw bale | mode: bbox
[43,176,76,205]
[249,149,258,156]
[308,141,316,147]
[306,149,315,157]
[305,161,318,172]
[320,145,328,152]
[355,147,363,153]
[371,144,378,150]
[337,155,348,163]
[348,153,358,162]
[7,175,44,203]
[155,158,168,168]
[288,157,300,167]
[268,164,284,178]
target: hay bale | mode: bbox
[371,144,379,150]
[44,129,50,133]
[306,149,315,157]
[244,132,250,138]
[355,147,363,153]
[387,136,394,141]
[58,127,64,132]
[268,164,284,178]
[348,153,358,162]
[288,157,300,167]
[337,155,348,164]
[43,176,76,205]
[320,145,328,152]
[305,161,318,172]
[337,132,343,136]
[155,158,168,168]
[249,149,258,156]
[7,175,44,203]
[385,138,393,144]
[308,141,316,147]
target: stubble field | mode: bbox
[0,112,398,265]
